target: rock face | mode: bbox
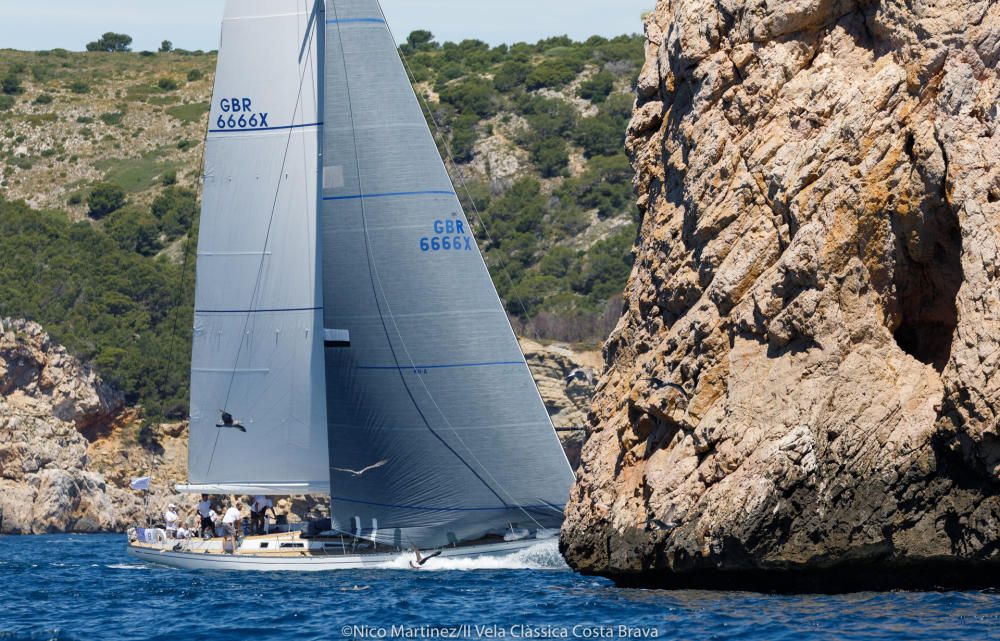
[521,338,602,469]
[561,0,1000,591]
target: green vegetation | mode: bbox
[0,196,193,418]
[402,32,642,338]
[166,101,210,124]
[86,183,127,218]
[0,30,643,415]
[86,32,133,53]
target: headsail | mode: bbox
[185,0,329,495]
[320,0,575,547]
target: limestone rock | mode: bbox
[561,0,1000,591]
[520,338,602,469]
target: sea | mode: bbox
[0,535,997,641]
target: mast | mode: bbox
[182,0,329,495]
[320,0,574,548]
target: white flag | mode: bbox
[130,476,151,491]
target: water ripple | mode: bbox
[0,535,996,641]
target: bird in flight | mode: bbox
[216,411,247,432]
[409,544,443,569]
[332,459,388,476]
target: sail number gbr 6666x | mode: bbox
[420,219,474,253]
[215,97,269,130]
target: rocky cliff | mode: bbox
[561,0,1000,591]
[0,319,596,533]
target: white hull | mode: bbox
[127,538,546,571]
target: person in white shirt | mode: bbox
[175,522,193,539]
[163,504,179,539]
[250,495,276,535]
[195,494,214,538]
[222,500,243,554]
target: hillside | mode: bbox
[0,32,642,417]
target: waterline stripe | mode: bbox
[323,190,456,201]
[208,122,323,134]
[357,361,524,371]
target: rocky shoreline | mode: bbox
[561,0,1000,591]
[0,318,598,534]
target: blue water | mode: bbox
[0,535,997,641]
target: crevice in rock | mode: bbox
[890,132,962,373]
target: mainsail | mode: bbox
[185,0,329,495]
[320,0,574,547]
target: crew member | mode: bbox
[163,503,179,539]
[222,500,243,554]
[196,494,213,538]
[250,495,276,535]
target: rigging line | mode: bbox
[378,6,534,325]
[371,1,551,530]
[206,6,319,475]
[328,1,510,510]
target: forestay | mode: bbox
[320,0,575,547]
[186,0,329,495]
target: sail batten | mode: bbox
[319,0,574,547]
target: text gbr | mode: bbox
[420,219,473,253]
[215,97,270,130]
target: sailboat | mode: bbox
[126,0,575,571]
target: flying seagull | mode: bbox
[641,377,689,401]
[216,411,247,432]
[409,544,443,569]
[332,459,388,477]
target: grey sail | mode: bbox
[321,0,575,547]
[184,0,330,495]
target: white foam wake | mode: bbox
[373,539,569,572]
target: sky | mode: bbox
[0,1,654,52]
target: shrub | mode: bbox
[99,111,125,126]
[573,115,623,158]
[67,193,83,205]
[438,77,498,118]
[161,170,177,186]
[530,137,569,178]
[186,69,203,82]
[151,187,197,239]
[450,116,480,163]
[0,95,14,111]
[86,32,133,52]
[87,183,127,219]
[525,59,582,90]
[1,74,23,95]
[33,93,53,105]
[104,206,163,256]
[160,40,173,53]
[69,80,90,94]
[157,77,179,91]
[519,95,578,138]
[578,71,615,103]
[493,61,531,92]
